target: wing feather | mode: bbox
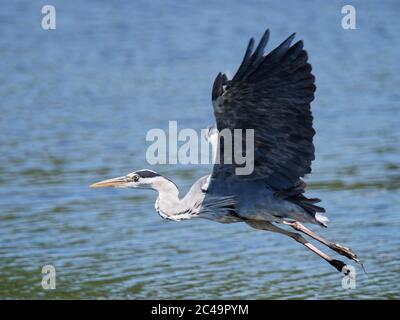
[210,30,316,190]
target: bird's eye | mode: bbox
[131,175,139,182]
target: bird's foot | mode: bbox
[329,259,355,278]
[332,243,362,265]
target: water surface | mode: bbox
[0,0,399,299]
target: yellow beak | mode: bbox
[89,176,127,188]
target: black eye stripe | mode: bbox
[135,170,160,178]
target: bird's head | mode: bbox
[90,169,162,189]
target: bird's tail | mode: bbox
[275,179,328,227]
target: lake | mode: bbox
[0,0,399,299]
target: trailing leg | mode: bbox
[282,220,362,267]
[246,220,351,275]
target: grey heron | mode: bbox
[91,29,362,274]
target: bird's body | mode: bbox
[156,173,321,226]
[91,29,362,274]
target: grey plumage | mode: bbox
[91,29,362,274]
[209,29,323,225]
[211,30,316,191]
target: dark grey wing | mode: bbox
[211,30,316,190]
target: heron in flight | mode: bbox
[91,29,362,274]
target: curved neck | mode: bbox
[149,175,205,221]
[151,176,180,202]
[148,176,182,218]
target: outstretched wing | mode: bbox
[210,29,316,190]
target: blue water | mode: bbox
[0,0,399,299]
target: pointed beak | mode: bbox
[90,176,128,188]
